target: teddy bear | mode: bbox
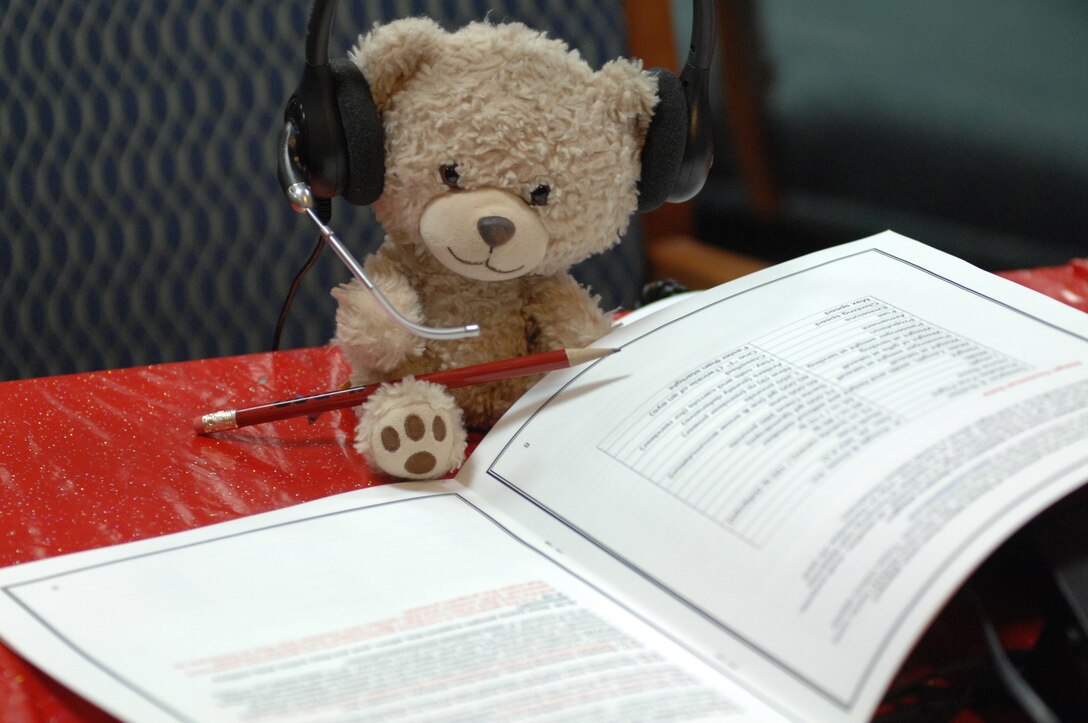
[331,16,660,480]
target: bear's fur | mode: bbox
[333,17,660,479]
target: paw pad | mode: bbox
[373,411,453,478]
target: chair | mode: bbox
[695,0,1088,272]
[3,0,749,381]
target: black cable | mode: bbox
[272,231,324,351]
[968,586,1060,723]
[272,196,334,352]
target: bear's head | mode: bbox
[350,17,659,280]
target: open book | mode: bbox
[2,231,1087,722]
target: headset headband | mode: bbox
[284,0,715,207]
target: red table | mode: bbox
[1,261,1084,721]
[997,258,1088,313]
[0,345,414,721]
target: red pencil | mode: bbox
[193,347,618,434]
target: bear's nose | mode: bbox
[477,216,516,248]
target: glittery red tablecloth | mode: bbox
[996,258,1088,313]
[0,345,394,722]
[1,261,1085,721]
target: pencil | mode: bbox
[193,347,618,434]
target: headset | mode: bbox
[277,0,716,340]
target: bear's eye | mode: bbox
[439,163,461,188]
[529,184,550,206]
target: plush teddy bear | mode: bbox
[332,17,659,480]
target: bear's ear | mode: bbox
[350,17,446,109]
[597,57,659,134]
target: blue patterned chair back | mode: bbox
[1,0,645,380]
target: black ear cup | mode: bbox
[330,59,385,206]
[637,68,689,213]
[282,0,384,207]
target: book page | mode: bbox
[461,231,1088,721]
[0,482,785,722]
[2,232,1085,723]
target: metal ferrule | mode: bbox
[200,410,238,433]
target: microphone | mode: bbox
[277,120,481,341]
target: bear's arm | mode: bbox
[522,273,613,352]
[332,254,427,378]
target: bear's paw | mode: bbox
[374,408,453,479]
[355,380,467,481]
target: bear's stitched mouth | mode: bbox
[446,247,524,275]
